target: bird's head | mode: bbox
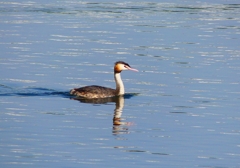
[114,61,138,73]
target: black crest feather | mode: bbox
[115,61,131,67]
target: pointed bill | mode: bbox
[127,67,138,72]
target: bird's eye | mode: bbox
[124,65,127,68]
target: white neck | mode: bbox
[114,72,124,95]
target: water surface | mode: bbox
[0,0,240,167]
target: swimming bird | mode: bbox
[70,61,138,99]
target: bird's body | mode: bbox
[70,61,138,99]
[70,85,115,98]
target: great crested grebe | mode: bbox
[70,61,138,99]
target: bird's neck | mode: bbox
[114,72,124,95]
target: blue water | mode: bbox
[0,0,240,167]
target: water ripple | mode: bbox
[0,86,70,98]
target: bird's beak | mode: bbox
[127,67,138,72]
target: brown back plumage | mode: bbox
[70,85,116,98]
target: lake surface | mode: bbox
[0,0,240,167]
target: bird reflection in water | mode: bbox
[71,94,137,135]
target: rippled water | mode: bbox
[0,0,240,167]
